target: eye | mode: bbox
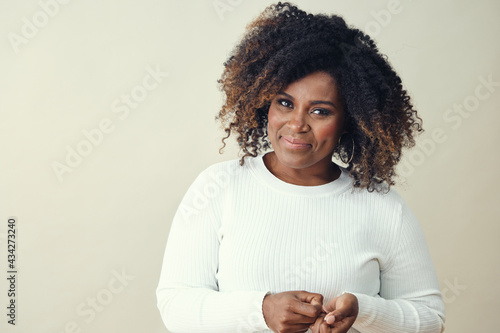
[311,108,331,116]
[277,99,293,108]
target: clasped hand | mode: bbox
[262,290,358,333]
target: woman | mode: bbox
[156,2,445,333]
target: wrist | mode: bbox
[262,291,272,328]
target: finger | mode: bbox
[291,298,322,318]
[309,317,322,333]
[328,309,350,323]
[313,313,328,332]
[296,291,324,308]
[325,294,357,318]
[330,316,356,333]
[324,312,336,325]
[286,322,315,333]
[272,315,313,333]
[283,311,319,325]
[294,328,309,333]
[330,321,352,333]
[331,310,346,322]
[320,321,334,333]
[323,296,339,313]
[310,296,324,311]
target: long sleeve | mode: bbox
[156,166,270,333]
[156,156,445,333]
[349,200,445,333]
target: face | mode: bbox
[267,70,346,174]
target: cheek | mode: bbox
[315,123,343,146]
[267,107,283,136]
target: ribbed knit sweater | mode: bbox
[156,154,445,333]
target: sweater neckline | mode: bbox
[248,153,352,196]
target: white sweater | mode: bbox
[156,154,445,333]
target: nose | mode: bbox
[287,108,310,132]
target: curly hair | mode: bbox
[217,2,423,193]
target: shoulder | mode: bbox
[188,157,254,193]
[377,187,415,220]
[195,158,247,182]
[345,183,408,211]
[175,158,246,221]
[200,157,243,175]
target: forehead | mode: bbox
[281,71,340,101]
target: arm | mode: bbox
[348,199,445,333]
[156,167,270,333]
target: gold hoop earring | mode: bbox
[337,133,355,164]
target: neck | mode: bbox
[263,152,341,186]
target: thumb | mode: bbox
[324,312,335,325]
[323,295,339,313]
[325,310,346,325]
[310,297,323,310]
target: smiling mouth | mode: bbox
[281,135,312,149]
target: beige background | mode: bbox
[1,0,499,332]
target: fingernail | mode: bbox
[326,315,335,325]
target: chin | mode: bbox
[276,151,316,169]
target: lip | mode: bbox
[281,135,312,150]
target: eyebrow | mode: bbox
[277,91,339,109]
